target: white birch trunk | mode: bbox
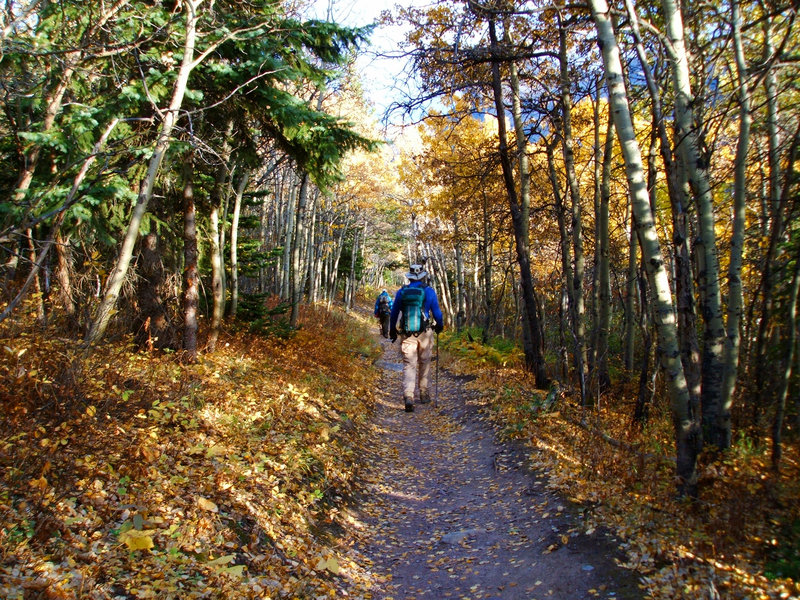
[661,0,726,447]
[590,0,698,494]
[229,171,249,318]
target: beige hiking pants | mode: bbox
[399,329,434,401]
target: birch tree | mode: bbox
[590,0,699,495]
[660,0,726,449]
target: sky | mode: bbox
[304,0,430,127]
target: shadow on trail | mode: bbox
[346,333,643,600]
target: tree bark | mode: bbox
[207,202,224,352]
[547,139,572,384]
[229,170,249,319]
[454,216,466,331]
[558,17,588,406]
[596,107,614,392]
[624,208,638,374]
[487,15,547,388]
[481,192,493,343]
[771,246,800,470]
[134,232,174,350]
[290,173,309,326]
[590,0,699,495]
[625,0,702,431]
[721,0,751,448]
[182,156,198,362]
[661,0,726,449]
[54,233,76,328]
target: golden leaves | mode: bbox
[196,497,219,513]
[119,529,155,551]
[315,556,341,575]
[0,301,382,599]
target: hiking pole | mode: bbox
[435,331,439,408]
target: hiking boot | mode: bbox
[419,391,431,404]
[404,397,414,412]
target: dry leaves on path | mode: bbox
[341,334,642,600]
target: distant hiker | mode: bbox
[389,264,444,412]
[374,289,393,338]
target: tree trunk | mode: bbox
[454,217,466,331]
[54,233,76,329]
[547,139,572,384]
[481,192,493,343]
[721,0,751,448]
[206,119,235,351]
[624,209,638,374]
[487,16,547,388]
[772,246,800,470]
[86,0,201,345]
[290,173,309,326]
[306,190,319,303]
[558,17,588,406]
[590,0,699,495]
[182,156,198,362]
[596,108,613,392]
[281,177,297,300]
[590,76,603,381]
[753,27,785,422]
[661,0,725,449]
[135,232,174,350]
[625,0,702,433]
[229,170,248,319]
[207,203,224,352]
[346,224,360,309]
[633,260,652,425]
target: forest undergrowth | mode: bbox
[0,300,383,599]
[2,297,799,600]
[440,332,800,600]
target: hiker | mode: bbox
[374,289,393,338]
[389,264,444,412]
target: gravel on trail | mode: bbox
[343,334,644,600]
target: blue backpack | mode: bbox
[401,286,427,333]
[378,294,391,317]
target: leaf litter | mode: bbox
[1,300,796,599]
[339,330,642,600]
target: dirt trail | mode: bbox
[345,334,643,600]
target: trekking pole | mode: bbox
[435,331,439,408]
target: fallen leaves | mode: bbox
[445,345,800,600]
[0,303,380,599]
[119,529,156,551]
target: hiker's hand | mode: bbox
[434,321,443,334]
[390,327,397,342]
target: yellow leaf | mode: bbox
[561,535,569,545]
[208,555,235,566]
[223,565,245,578]
[206,445,226,458]
[30,476,48,491]
[315,557,340,575]
[86,405,97,417]
[197,497,218,512]
[120,529,155,551]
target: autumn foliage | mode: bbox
[442,333,800,600]
[0,299,380,599]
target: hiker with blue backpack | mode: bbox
[374,289,393,338]
[389,263,444,412]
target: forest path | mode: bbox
[343,328,643,600]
